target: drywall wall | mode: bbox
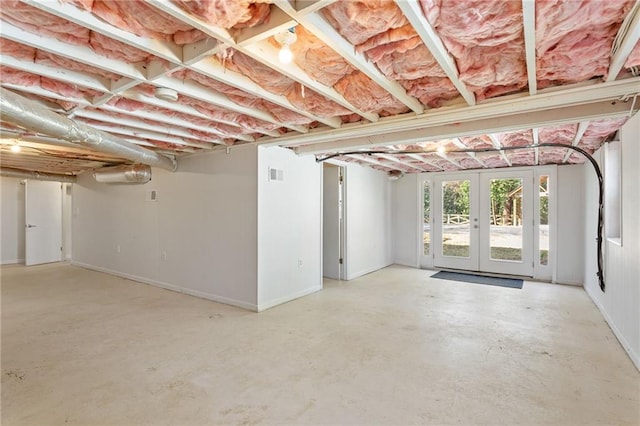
[72,145,259,310]
[1,177,25,264]
[392,173,420,268]
[257,146,322,310]
[62,183,72,260]
[345,163,393,280]
[322,164,341,279]
[584,112,640,370]
[555,164,585,285]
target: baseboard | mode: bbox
[394,259,420,268]
[347,261,393,281]
[585,284,640,372]
[70,261,258,312]
[1,258,24,265]
[257,285,322,312]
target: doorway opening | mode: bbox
[322,163,345,280]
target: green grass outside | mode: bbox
[424,242,548,265]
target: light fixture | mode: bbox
[437,145,447,154]
[11,141,21,153]
[154,87,178,102]
[275,28,297,64]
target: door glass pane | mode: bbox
[539,175,549,265]
[442,180,470,257]
[423,181,430,255]
[489,178,523,261]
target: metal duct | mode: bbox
[0,90,177,171]
[0,166,77,183]
[93,164,152,184]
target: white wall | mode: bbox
[392,173,419,268]
[257,146,322,310]
[345,163,393,279]
[62,183,72,260]
[1,177,25,264]
[72,145,259,310]
[584,112,640,370]
[555,165,585,285]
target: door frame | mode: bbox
[419,166,556,280]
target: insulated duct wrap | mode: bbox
[0,166,77,183]
[93,164,152,184]
[0,90,177,171]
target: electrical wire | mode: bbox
[317,143,606,292]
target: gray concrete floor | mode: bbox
[2,263,638,425]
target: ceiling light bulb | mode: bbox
[11,143,21,153]
[437,146,447,154]
[279,44,293,64]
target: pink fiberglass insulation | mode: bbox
[322,2,460,108]
[220,49,351,118]
[476,152,508,168]
[624,40,640,68]
[536,0,633,86]
[182,95,280,133]
[459,135,494,149]
[0,1,90,45]
[458,156,484,169]
[321,0,408,46]
[171,0,271,30]
[577,117,628,150]
[39,77,102,100]
[333,71,410,115]
[290,26,355,87]
[171,69,313,125]
[76,0,207,45]
[499,129,533,147]
[106,97,254,138]
[1,66,101,101]
[420,0,527,100]
[289,26,408,115]
[285,83,353,117]
[220,50,294,95]
[1,66,41,87]
[0,38,36,60]
[34,50,121,81]
[538,147,568,164]
[88,32,153,63]
[538,123,577,145]
[507,149,535,166]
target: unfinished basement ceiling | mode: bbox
[1,0,639,175]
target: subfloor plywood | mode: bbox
[1,263,639,425]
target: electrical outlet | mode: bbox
[161,251,167,261]
[298,259,303,268]
[116,244,121,253]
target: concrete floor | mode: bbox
[2,263,638,425]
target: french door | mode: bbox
[432,170,534,277]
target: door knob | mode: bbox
[26,224,37,228]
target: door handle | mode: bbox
[26,224,37,228]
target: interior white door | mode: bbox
[433,174,480,271]
[25,180,62,265]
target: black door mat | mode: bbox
[431,271,523,289]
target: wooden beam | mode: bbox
[488,134,512,167]
[562,121,590,162]
[395,0,476,105]
[607,0,640,81]
[298,13,424,114]
[522,0,537,95]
